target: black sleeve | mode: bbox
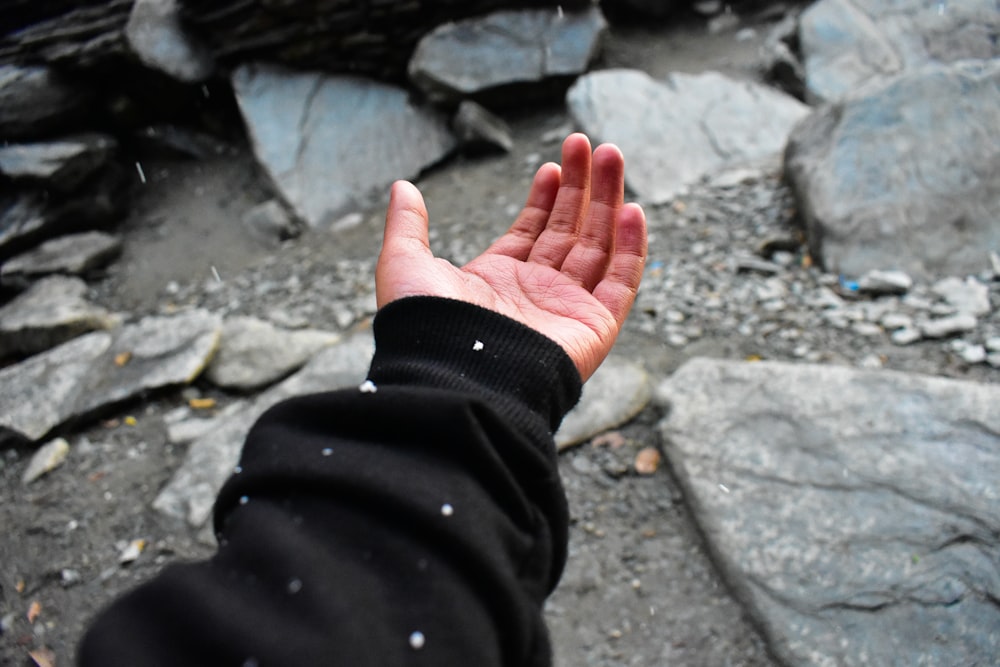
[78,296,582,667]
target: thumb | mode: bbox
[376,180,432,308]
[382,180,431,254]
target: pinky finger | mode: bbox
[591,203,647,326]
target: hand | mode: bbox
[375,133,647,382]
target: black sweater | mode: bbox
[79,296,582,666]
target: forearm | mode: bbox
[79,297,581,666]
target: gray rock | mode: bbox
[1,231,122,282]
[656,358,1000,666]
[919,313,979,339]
[857,269,912,296]
[0,64,92,140]
[568,69,808,202]
[240,200,298,244]
[785,60,1000,280]
[408,7,607,105]
[0,309,221,444]
[949,340,987,365]
[205,315,340,391]
[891,326,921,346]
[154,332,374,526]
[21,437,70,484]
[556,357,650,451]
[932,276,992,317]
[452,100,514,153]
[799,0,1000,103]
[0,276,119,357]
[233,64,455,228]
[0,134,117,193]
[125,0,214,83]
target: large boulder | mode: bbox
[785,60,1000,281]
[0,0,132,69]
[799,0,1000,103]
[568,69,808,202]
[408,6,607,106]
[656,358,1000,666]
[233,64,456,228]
[0,134,117,193]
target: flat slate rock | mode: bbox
[656,358,1000,666]
[0,309,221,444]
[785,60,1000,280]
[154,332,374,526]
[799,0,1000,103]
[0,134,117,193]
[1,230,122,282]
[568,68,808,203]
[0,275,118,357]
[205,315,340,391]
[232,64,455,228]
[555,356,650,451]
[0,64,93,140]
[408,6,607,105]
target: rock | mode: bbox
[232,64,455,228]
[452,101,514,153]
[0,167,126,261]
[0,309,221,444]
[919,314,978,339]
[568,69,808,202]
[179,0,592,83]
[949,340,987,365]
[784,60,1000,280]
[1,231,122,283]
[0,0,132,70]
[133,124,229,160]
[761,12,805,100]
[799,0,1000,103]
[240,200,298,244]
[0,64,92,140]
[556,357,650,451]
[857,269,913,296]
[21,437,70,484]
[0,276,119,357]
[125,0,214,83]
[932,277,992,317]
[0,135,117,193]
[408,7,607,106]
[656,358,1000,666]
[154,332,374,526]
[890,327,921,346]
[205,316,340,391]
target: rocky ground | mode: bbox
[2,8,998,667]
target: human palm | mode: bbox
[375,134,647,382]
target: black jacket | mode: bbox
[79,296,582,666]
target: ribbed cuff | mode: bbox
[367,297,582,441]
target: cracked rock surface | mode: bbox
[656,358,1000,666]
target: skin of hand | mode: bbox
[375,133,648,383]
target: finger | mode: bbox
[592,202,647,326]
[557,143,626,290]
[526,133,593,267]
[380,180,431,256]
[481,162,561,261]
[376,180,432,307]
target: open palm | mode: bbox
[375,134,647,382]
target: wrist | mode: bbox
[367,296,582,439]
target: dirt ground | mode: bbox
[1,13,805,667]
